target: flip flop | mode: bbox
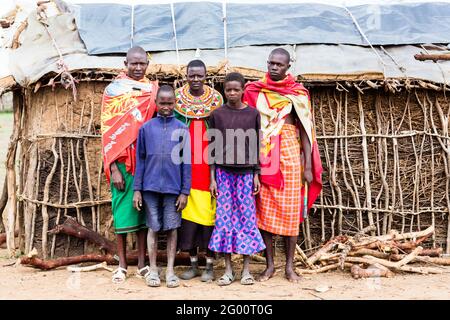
[145,269,161,287]
[112,267,127,284]
[217,272,235,286]
[166,274,180,288]
[135,266,151,279]
[240,273,255,285]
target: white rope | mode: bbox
[343,6,387,77]
[170,3,181,69]
[380,46,406,74]
[222,0,228,61]
[130,4,135,48]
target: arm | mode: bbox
[180,128,191,196]
[208,113,218,198]
[177,128,191,212]
[253,112,261,195]
[298,119,313,184]
[209,164,218,198]
[110,162,125,191]
[133,127,146,211]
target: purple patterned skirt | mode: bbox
[208,167,266,255]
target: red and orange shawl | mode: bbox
[101,72,158,182]
[243,73,322,217]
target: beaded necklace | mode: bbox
[175,84,223,119]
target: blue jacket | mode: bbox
[133,114,191,195]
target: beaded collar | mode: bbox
[175,84,223,119]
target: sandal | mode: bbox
[201,267,215,282]
[240,273,255,285]
[112,267,127,284]
[135,266,151,279]
[145,269,161,287]
[166,274,180,288]
[180,267,201,280]
[217,272,235,286]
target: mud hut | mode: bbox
[1,1,450,259]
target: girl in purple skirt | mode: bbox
[208,72,266,286]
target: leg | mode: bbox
[284,235,302,283]
[179,219,202,280]
[217,253,235,286]
[135,228,150,278]
[116,233,127,269]
[201,249,215,282]
[137,228,147,270]
[145,229,160,287]
[112,233,128,283]
[257,229,275,281]
[240,255,255,285]
[166,229,180,288]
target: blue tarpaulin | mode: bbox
[72,2,450,54]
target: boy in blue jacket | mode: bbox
[133,85,191,288]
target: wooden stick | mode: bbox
[351,225,434,248]
[51,139,65,258]
[18,196,111,208]
[2,94,22,256]
[414,53,450,62]
[358,92,375,234]
[389,255,450,266]
[48,217,116,253]
[305,236,347,266]
[295,244,316,269]
[23,144,37,254]
[348,248,390,259]
[296,263,353,274]
[20,250,206,270]
[41,138,59,259]
[67,261,113,272]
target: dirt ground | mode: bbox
[0,248,449,300]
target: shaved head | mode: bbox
[126,46,147,61]
[269,48,291,64]
[124,46,148,80]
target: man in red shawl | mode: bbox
[243,48,323,283]
[101,46,158,284]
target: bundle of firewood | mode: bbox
[294,225,450,278]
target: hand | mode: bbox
[253,174,261,195]
[304,167,313,184]
[111,166,125,191]
[133,191,143,211]
[176,194,188,212]
[209,179,218,198]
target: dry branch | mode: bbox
[306,236,347,266]
[20,249,206,270]
[48,217,115,253]
[67,262,113,272]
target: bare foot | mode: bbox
[257,266,275,282]
[285,269,302,283]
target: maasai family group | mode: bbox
[101,46,322,288]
